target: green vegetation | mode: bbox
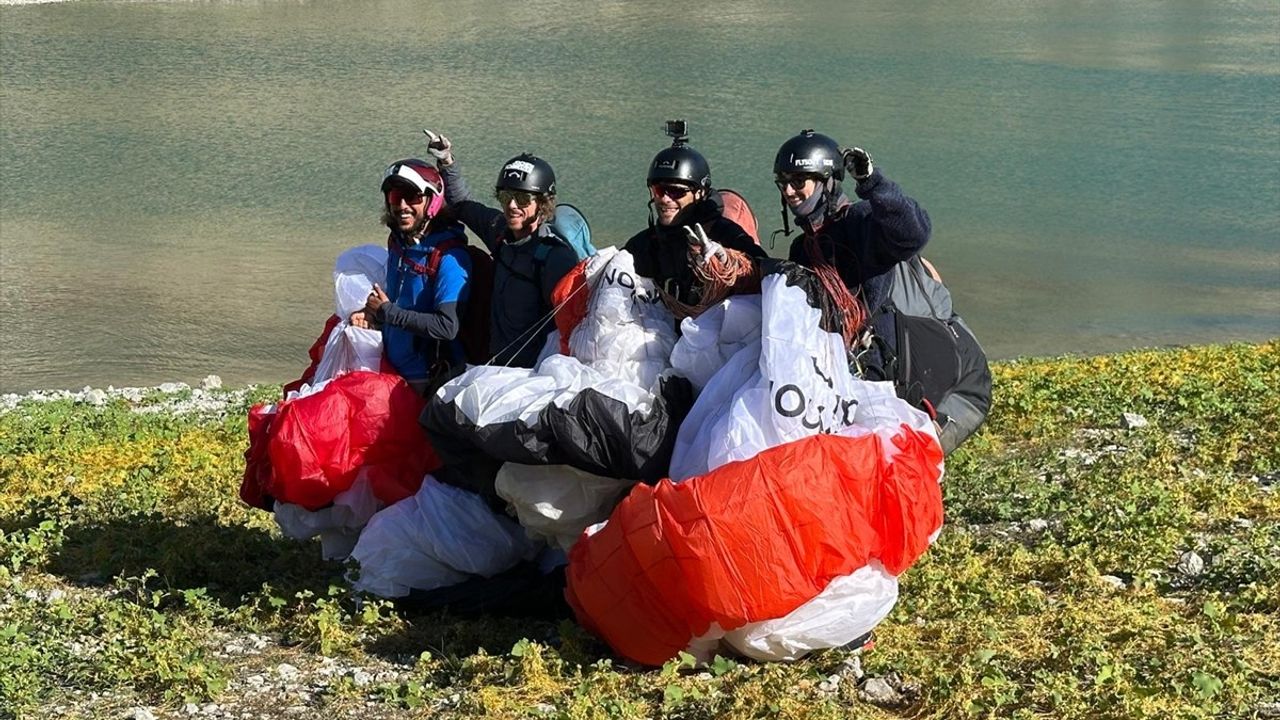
[1,342,1277,719]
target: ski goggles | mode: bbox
[774,174,820,191]
[385,187,432,206]
[649,183,695,201]
[495,189,537,207]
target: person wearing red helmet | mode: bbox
[352,158,472,395]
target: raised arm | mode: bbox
[844,147,931,279]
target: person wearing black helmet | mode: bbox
[622,122,768,308]
[351,158,472,395]
[422,130,580,368]
[773,130,931,380]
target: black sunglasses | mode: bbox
[774,174,819,191]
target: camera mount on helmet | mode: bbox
[664,119,690,146]
[649,119,710,189]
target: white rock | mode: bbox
[1122,412,1148,429]
[859,677,902,706]
[85,389,108,406]
[125,709,157,720]
[1098,575,1126,590]
[351,669,373,687]
[200,375,223,390]
[1027,518,1049,533]
[184,703,200,715]
[1177,551,1205,576]
[276,663,299,680]
[158,382,189,393]
[202,703,220,715]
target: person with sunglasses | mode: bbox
[352,158,472,395]
[424,130,580,368]
[622,129,768,308]
[773,129,931,380]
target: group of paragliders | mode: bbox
[240,121,992,666]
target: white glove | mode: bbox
[422,129,454,166]
[684,223,727,267]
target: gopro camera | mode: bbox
[664,119,689,141]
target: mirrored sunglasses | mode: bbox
[495,189,536,207]
[649,183,694,201]
[385,187,429,206]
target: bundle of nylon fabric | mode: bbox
[565,263,946,665]
[239,245,437,560]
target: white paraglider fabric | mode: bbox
[660,272,941,660]
[716,562,899,661]
[669,274,935,482]
[333,245,387,319]
[350,476,536,598]
[668,294,762,394]
[564,249,677,392]
[495,464,636,551]
[273,472,384,561]
[438,355,656,428]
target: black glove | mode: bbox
[841,146,874,181]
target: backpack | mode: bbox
[884,256,992,455]
[716,189,761,245]
[402,236,494,365]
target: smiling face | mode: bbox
[649,182,701,226]
[384,182,431,235]
[775,173,823,209]
[495,189,543,236]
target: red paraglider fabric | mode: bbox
[565,427,943,666]
[261,371,438,511]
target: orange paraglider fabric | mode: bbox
[551,259,591,355]
[565,427,942,666]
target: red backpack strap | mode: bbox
[425,236,466,277]
[389,232,468,278]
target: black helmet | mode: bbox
[647,144,711,189]
[495,153,556,195]
[774,130,843,181]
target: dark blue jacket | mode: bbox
[441,162,579,368]
[786,168,931,377]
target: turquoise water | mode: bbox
[2,0,1277,391]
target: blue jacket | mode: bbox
[381,223,472,380]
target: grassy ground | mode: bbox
[1,341,1277,719]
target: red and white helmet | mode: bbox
[381,159,446,218]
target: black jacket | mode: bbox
[786,168,932,377]
[622,195,768,306]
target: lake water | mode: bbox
[2,0,1277,392]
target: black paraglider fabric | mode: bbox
[421,374,694,491]
[396,562,571,620]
